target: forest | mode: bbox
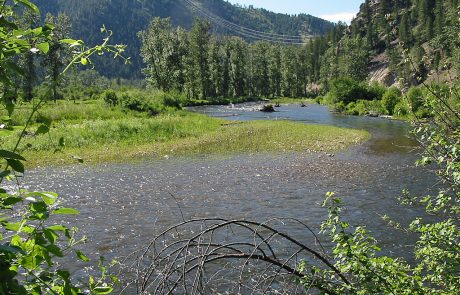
[33,0,333,78]
[1,0,459,294]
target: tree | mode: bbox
[208,37,225,99]
[249,41,270,97]
[138,17,187,92]
[189,19,212,99]
[399,13,411,45]
[18,9,40,101]
[268,45,282,97]
[227,36,248,97]
[281,46,299,97]
[338,36,370,81]
[42,12,72,102]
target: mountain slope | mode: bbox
[34,0,334,78]
[349,0,460,85]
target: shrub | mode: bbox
[367,81,386,100]
[103,90,119,106]
[119,91,161,115]
[330,77,370,104]
[393,101,410,117]
[381,87,402,115]
[364,99,386,115]
[406,87,424,112]
[160,91,185,109]
[345,100,367,115]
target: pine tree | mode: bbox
[433,0,444,37]
[42,13,72,102]
[19,10,40,101]
[399,14,410,45]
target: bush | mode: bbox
[367,81,386,101]
[117,90,179,115]
[364,99,386,115]
[345,100,367,116]
[103,90,119,106]
[406,87,424,112]
[120,92,158,115]
[329,77,371,104]
[393,102,410,117]
[381,87,402,115]
[160,91,185,109]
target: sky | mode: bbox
[226,0,364,23]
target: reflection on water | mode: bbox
[24,103,435,280]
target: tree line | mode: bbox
[35,0,333,79]
[139,17,324,100]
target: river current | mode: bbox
[24,103,437,287]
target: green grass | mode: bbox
[9,99,137,125]
[269,97,316,105]
[1,99,370,167]
[168,120,369,155]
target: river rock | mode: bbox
[260,105,276,112]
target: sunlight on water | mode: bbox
[24,104,435,277]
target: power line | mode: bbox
[187,0,306,40]
[183,0,305,42]
[182,0,311,44]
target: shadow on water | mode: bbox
[23,103,436,289]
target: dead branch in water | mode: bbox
[119,218,349,294]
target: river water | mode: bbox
[23,103,436,291]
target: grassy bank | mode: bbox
[1,99,370,167]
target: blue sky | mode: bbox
[226,0,364,23]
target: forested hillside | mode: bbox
[308,0,460,87]
[35,0,333,78]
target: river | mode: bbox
[24,103,437,292]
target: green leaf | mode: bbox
[93,287,113,295]
[46,244,63,257]
[44,228,58,244]
[2,196,22,206]
[53,208,80,215]
[17,0,39,13]
[35,124,50,135]
[7,159,25,173]
[48,225,68,232]
[6,102,15,116]
[59,137,65,147]
[0,244,23,254]
[0,170,11,178]
[75,250,90,262]
[4,61,25,76]
[81,57,89,65]
[28,192,58,205]
[0,150,26,161]
[35,42,50,54]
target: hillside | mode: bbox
[301,0,460,89]
[34,0,334,78]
